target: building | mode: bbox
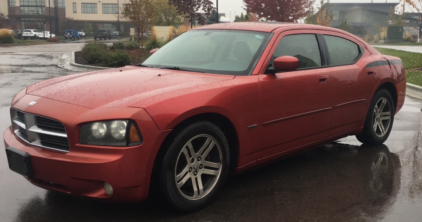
[2,0,131,33]
[322,2,421,36]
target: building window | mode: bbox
[21,6,45,15]
[8,0,16,7]
[82,3,97,14]
[102,4,118,14]
[20,0,45,6]
[73,3,76,13]
[103,23,116,31]
[332,10,339,21]
[58,0,65,8]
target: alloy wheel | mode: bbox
[174,134,223,200]
[372,97,392,137]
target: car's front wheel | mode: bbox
[158,121,230,212]
[356,89,395,145]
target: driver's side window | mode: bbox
[268,34,322,72]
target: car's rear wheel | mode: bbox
[356,89,394,145]
[158,121,230,213]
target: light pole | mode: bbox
[216,0,219,23]
[117,0,120,32]
[49,0,52,31]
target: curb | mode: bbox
[70,51,108,70]
[406,83,422,100]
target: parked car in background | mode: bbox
[4,23,406,213]
[13,30,22,39]
[111,31,121,39]
[94,30,112,40]
[38,31,56,39]
[22,29,42,40]
[64,29,80,40]
[78,31,86,38]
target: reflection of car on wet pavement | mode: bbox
[3,23,407,213]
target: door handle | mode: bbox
[319,75,329,83]
[368,70,376,75]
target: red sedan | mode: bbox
[4,23,406,212]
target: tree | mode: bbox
[169,0,214,28]
[243,0,314,22]
[234,12,249,22]
[121,0,154,46]
[388,7,406,26]
[304,1,331,26]
[339,19,352,32]
[206,10,219,24]
[154,0,184,26]
[83,22,94,34]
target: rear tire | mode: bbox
[158,121,230,213]
[356,89,395,145]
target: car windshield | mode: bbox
[142,30,271,76]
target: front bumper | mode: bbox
[3,96,171,202]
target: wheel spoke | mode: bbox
[191,176,199,198]
[186,141,196,158]
[181,147,191,161]
[177,173,191,189]
[176,166,189,182]
[198,138,211,156]
[197,176,204,196]
[380,112,391,121]
[373,120,378,131]
[201,141,215,159]
[379,98,387,111]
[379,122,386,134]
[203,161,221,169]
[201,168,219,176]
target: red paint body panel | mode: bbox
[4,23,406,202]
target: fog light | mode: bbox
[104,182,113,196]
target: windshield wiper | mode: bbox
[158,66,181,70]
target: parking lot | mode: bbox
[0,43,421,221]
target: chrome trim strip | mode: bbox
[28,125,67,138]
[335,99,367,108]
[14,129,69,153]
[13,119,26,129]
[262,107,332,126]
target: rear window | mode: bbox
[324,35,361,66]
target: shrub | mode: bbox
[104,50,131,67]
[81,43,108,64]
[403,32,416,43]
[125,42,140,50]
[374,34,380,43]
[111,41,125,50]
[47,37,59,42]
[0,29,15,44]
[145,27,164,50]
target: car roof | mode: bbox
[195,22,346,33]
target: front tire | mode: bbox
[356,89,395,145]
[158,121,230,213]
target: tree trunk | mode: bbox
[137,26,141,44]
[141,27,144,48]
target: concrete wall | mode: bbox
[154,26,170,42]
[0,1,8,16]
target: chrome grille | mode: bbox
[11,109,70,152]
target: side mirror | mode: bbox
[150,48,159,55]
[274,56,299,72]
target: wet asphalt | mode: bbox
[0,44,422,222]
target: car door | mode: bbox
[321,33,377,130]
[257,31,333,157]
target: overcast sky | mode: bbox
[210,0,404,21]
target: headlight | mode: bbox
[80,120,142,147]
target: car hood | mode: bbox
[27,66,234,109]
